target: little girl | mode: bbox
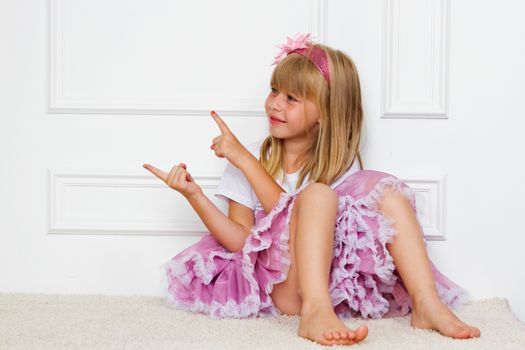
[143,33,481,346]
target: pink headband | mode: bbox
[272,33,330,84]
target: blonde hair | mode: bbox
[260,44,365,190]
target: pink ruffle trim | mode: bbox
[163,191,297,319]
[328,176,469,319]
[163,173,470,320]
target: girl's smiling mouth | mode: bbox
[269,115,286,124]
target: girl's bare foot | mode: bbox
[298,301,368,346]
[411,294,481,339]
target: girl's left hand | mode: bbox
[142,163,203,199]
[210,110,250,169]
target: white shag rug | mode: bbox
[1,294,524,350]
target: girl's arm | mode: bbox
[208,112,284,214]
[142,162,249,252]
[237,152,285,214]
[185,191,251,253]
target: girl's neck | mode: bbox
[285,164,301,174]
[283,139,310,174]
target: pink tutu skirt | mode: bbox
[163,170,469,319]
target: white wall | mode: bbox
[329,0,525,321]
[0,0,523,323]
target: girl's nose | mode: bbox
[269,103,281,112]
[269,94,285,111]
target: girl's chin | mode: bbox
[268,129,285,138]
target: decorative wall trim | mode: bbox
[48,169,447,240]
[47,0,325,116]
[47,169,223,236]
[381,0,450,119]
[401,175,447,240]
[307,0,325,42]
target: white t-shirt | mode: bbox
[214,138,361,212]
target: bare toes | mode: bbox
[461,325,477,338]
[340,331,348,339]
[470,327,481,337]
[456,328,471,339]
[356,325,369,342]
[332,331,341,340]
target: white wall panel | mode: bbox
[402,175,446,240]
[46,169,446,240]
[48,169,223,235]
[48,0,324,116]
[382,0,449,118]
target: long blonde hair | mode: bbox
[260,44,365,190]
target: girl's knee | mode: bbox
[299,182,338,203]
[295,183,338,216]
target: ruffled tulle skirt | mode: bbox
[162,169,469,319]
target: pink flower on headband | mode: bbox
[271,33,330,83]
[272,33,316,65]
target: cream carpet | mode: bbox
[1,294,524,350]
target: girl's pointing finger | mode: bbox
[143,164,168,183]
[210,110,231,135]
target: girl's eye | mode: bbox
[270,87,278,94]
[287,95,298,102]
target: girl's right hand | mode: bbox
[143,163,203,199]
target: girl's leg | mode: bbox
[379,186,481,338]
[294,183,368,346]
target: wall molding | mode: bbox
[47,0,325,116]
[47,169,223,236]
[400,174,447,240]
[381,0,450,119]
[48,169,446,240]
[307,0,325,42]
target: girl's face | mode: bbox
[264,87,320,141]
